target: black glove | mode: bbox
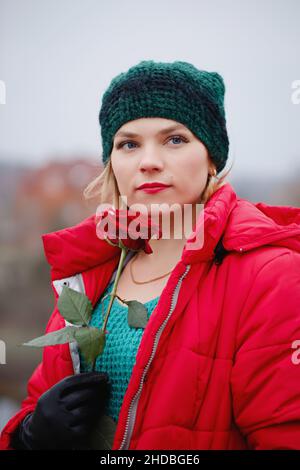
[10,371,111,450]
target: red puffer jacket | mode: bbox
[1,182,300,450]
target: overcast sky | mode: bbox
[0,0,299,179]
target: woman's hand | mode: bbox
[11,371,111,450]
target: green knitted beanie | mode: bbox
[99,60,229,174]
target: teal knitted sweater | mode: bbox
[79,275,160,424]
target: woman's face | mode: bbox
[110,117,212,216]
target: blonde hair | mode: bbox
[83,156,234,210]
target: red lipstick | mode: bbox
[136,182,172,194]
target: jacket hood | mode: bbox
[224,198,300,253]
[42,182,300,278]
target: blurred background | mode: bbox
[0,0,299,432]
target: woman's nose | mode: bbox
[138,149,164,172]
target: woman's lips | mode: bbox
[137,186,171,194]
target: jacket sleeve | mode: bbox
[0,307,74,451]
[230,250,300,450]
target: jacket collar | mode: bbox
[41,214,120,281]
[183,182,300,263]
[42,182,300,279]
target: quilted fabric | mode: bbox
[1,182,300,450]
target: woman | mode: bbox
[1,60,300,450]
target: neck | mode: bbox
[138,203,203,265]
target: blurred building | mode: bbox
[11,158,102,251]
[0,156,104,409]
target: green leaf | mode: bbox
[126,301,148,329]
[74,327,106,367]
[57,286,93,326]
[22,326,78,348]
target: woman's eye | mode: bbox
[168,135,188,145]
[116,141,137,150]
[116,135,188,150]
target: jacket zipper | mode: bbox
[118,264,191,450]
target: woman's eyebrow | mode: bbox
[114,125,189,139]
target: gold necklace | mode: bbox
[130,253,173,285]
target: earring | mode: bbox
[209,168,217,177]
